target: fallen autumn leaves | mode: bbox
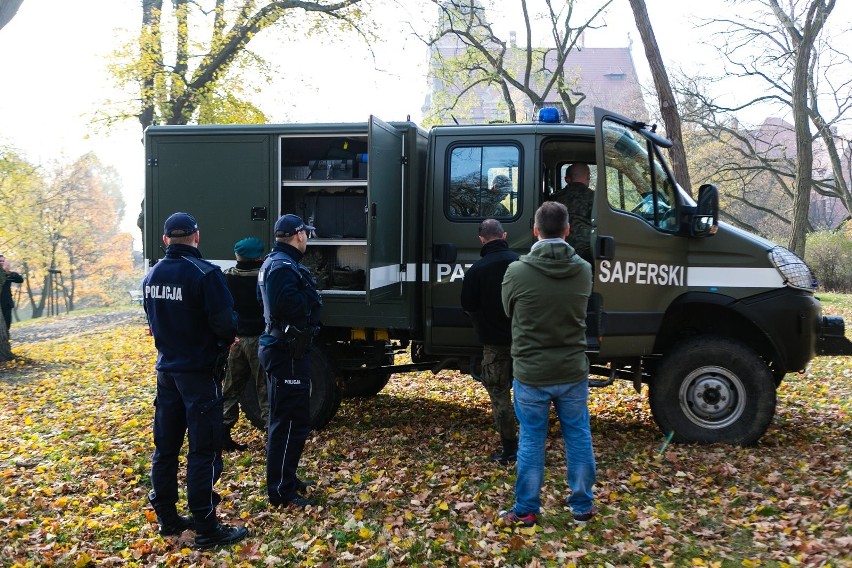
[1,299,850,567]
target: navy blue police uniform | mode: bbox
[258,219,322,506]
[142,215,237,538]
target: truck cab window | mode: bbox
[447,144,520,219]
[602,122,678,231]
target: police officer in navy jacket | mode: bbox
[258,214,322,508]
[142,212,248,550]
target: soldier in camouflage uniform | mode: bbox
[552,163,594,263]
[460,219,520,464]
[221,238,269,451]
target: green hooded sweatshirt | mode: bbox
[501,238,592,386]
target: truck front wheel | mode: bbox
[649,337,776,446]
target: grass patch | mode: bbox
[0,303,850,566]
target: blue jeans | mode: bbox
[512,378,596,515]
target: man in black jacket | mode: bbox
[460,218,520,464]
[221,237,268,450]
[0,255,23,331]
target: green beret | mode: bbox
[233,237,264,259]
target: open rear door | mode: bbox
[366,116,405,303]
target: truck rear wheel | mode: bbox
[238,383,267,430]
[238,344,341,431]
[341,352,394,398]
[649,337,776,446]
[341,371,392,398]
[310,344,341,430]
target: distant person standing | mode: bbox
[500,201,596,528]
[258,214,322,508]
[460,219,519,464]
[0,254,23,331]
[143,212,248,549]
[221,237,269,451]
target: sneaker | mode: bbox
[489,449,517,465]
[158,514,195,536]
[498,509,537,528]
[573,507,597,524]
[295,478,316,493]
[222,433,248,452]
[269,496,316,508]
[194,523,249,550]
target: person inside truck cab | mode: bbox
[481,175,512,217]
[449,174,513,218]
[552,163,593,262]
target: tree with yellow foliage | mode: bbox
[107,0,368,132]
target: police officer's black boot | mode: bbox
[489,437,518,465]
[157,513,195,536]
[194,523,249,550]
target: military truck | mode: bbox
[143,107,852,446]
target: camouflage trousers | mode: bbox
[222,335,269,430]
[480,344,518,441]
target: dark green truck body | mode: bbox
[144,109,852,445]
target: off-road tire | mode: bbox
[238,384,267,430]
[308,344,341,430]
[649,336,776,446]
[340,371,392,398]
[340,351,394,398]
[239,344,341,431]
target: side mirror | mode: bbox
[692,184,719,237]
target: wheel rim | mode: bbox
[678,365,745,429]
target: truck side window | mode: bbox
[447,144,520,219]
[602,122,678,231]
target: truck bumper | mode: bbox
[817,316,852,356]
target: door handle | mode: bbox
[596,236,615,260]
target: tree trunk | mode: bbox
[770,0,834,257]
[0,0,24,31]
[139,0,163,131]
[788,54,813,257]
[628,0,692,194]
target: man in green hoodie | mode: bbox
[499,201,596,528]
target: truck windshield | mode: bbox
[602,121,683,231]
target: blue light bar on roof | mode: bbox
[538,108,560,123]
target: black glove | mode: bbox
[213,344,230,381]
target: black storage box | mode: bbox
[307,191,367,239]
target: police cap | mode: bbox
[163,212,198,238]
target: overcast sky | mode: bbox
[0,0,848,245]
